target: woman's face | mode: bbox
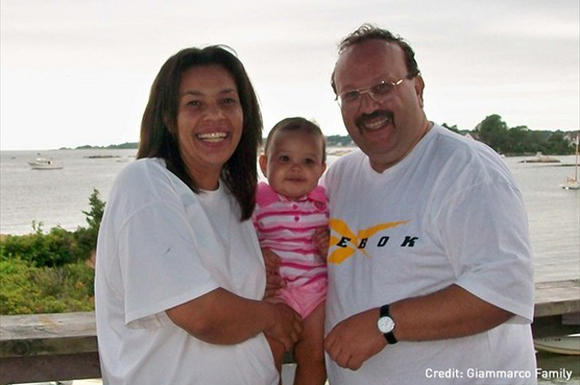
[176,64,243,190]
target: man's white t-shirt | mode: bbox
[322,124,536,385]
[95,158,277,385]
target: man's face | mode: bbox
[333,39,428,172]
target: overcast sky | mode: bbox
[1,0,578,150]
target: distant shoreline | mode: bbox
[1,148,576,158]
[62,142,139,150]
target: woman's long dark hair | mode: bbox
[137,46,262,221]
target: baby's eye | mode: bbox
[304,158,316,165]
[278,155,290,162]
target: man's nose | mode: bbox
[358,92,381,114]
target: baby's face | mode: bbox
[260,130,326,199]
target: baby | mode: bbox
[253,117,328,385]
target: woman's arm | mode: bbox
[166,287,302,350]
[261,248,284,298]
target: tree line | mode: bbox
[449,114,577,155]
[314,114,578,155]
[64,114,578,155]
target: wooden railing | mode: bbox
[1,279,579,384]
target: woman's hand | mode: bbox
[264,303,303,351]
[262,248,284,298]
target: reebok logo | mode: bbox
[328,218,414,264]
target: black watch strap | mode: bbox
[380,304,398,344]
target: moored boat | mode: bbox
[534,334,580,355]
[560,135,579,190]
[519,152,560,164]
[28,157,63,170]
[560,177,580,190]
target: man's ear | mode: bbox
[259,154,268,177]
[415,75,425,107]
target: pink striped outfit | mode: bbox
[253,182,328,318]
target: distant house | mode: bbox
[563,131,580,144]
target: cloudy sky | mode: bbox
[1,0,578,150]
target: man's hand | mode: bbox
[324,308,387,370]
[262,248,284,298]
[264,303,303,351]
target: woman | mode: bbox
[95,46,302,385]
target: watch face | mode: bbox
[378,316,395,333]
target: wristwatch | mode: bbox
[377,304,398,344]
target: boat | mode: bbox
[519,152,560,164]
[84,155,120,159]
[534,334,580,355]
[561,177,580,190]
[560,135,579,190]
[28,157,63,170]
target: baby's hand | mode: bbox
[313,227,330,261]
[262,248,284,299]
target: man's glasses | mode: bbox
[335,74,417,109]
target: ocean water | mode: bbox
[1,149,136,235]
[1,149,579,383]
[2,150,578,282]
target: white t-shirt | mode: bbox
[95,158,277,385]
[322,124,536,385]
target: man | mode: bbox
[322,24,536,384]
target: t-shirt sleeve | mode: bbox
[439,180,535,323]
[118,200,220,326]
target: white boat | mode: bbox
[534,334,580,355]
[28,157,63,170]
[519,152,560,164]
[561,135,579,190]
[561,177,580,190]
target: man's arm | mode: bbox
[324,284,512,370]
[167,287,302,350]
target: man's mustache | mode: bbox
[355,110,394,130]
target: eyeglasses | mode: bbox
[335,74,416,108]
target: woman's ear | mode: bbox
[163,114,174,135]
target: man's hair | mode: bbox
[264,117,326,162]
[331,23,420,94]
[137,45,262,221]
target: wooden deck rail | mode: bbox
[1,279,579,384]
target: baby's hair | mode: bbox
[264,117,326,162]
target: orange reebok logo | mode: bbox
[328,218,409,264]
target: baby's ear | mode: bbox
[320,162,327,176]
[259,154,268,177]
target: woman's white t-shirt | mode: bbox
[95,158,277,385]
